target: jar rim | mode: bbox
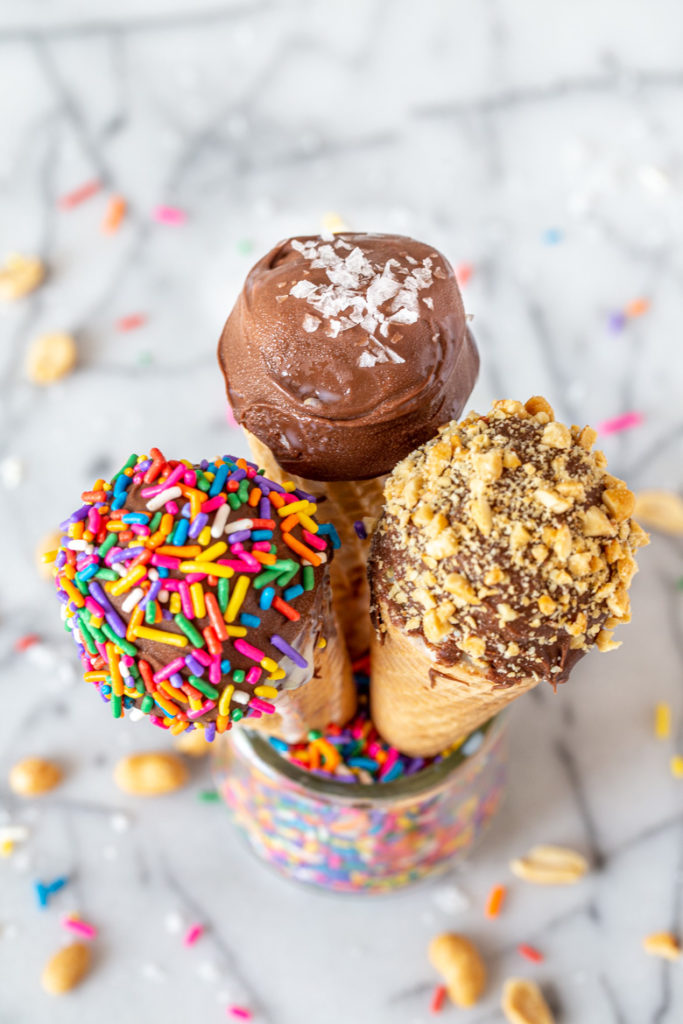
[229,713,505,806]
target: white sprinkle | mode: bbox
[432,882,470,915]
[128,708,145,723]
[110,813,131,833]
[224,518,253,535]
[211,503,230,538]
[122,588,144,613]
[0,457,22,490]
[146,486,181,511]
[68,539,90,551]
[232,691,249,705]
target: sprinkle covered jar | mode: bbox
[215,705,508,894]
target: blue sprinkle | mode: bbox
[239,613,260,628]
[353,520,367,540]
[347,757,379,772]
[220,659,232,674]
[76,564,98,582]
[110,493,128,511]
[380,761,404,783]
[209,464,229,497]
[122,512,149,525]
[259,587,275,611]
[157,567,169,578]
[542,227,563,245]
[283,584,304,602]
[268,737,289,753]
[317,523,341,549]
[101,684,112,695]
[251,530,273,541]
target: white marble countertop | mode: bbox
[1,2,683,1021]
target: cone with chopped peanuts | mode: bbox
[218,232,479,659]
[368,397,649,757]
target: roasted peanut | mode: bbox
[41,942,92,995]
[510,844,589,885]
[114,752,188,796]
[502,978,555,1024]
[9,757,62,797]
[428,933,486,1008]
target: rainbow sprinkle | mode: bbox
[52,449,334,739]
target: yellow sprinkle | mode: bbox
[180,561,234,578]
[260,656,279,673]
[0,840,14,858]
[195,541,228,563]
[277,500,315,518]
[655,703,672,740]
[218,684,235,717]
[40,549,58,564]
[268,667,286,682]
[254,685,278,699]
[134,626,188,648]
[109,565,147,596]
[216,715,229,733]
[189,698,203,711]
[169,592,182,615]
[198,526,212,547]
[225,575,250,623]
[84,672,108,682]
[671,755,683,779]
[283,481,297,492]
[189,582,206,619]
[321,211,349,233]
[106,643,124,696]
[225,626,247,637]
[61,579,85,608]
[298,513,318,533]
[317,637,327,649]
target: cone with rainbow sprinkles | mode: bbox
[368,397,649,758]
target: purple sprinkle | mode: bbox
[294,489,317,503]
[204,722,216,743]
[169,673,184,688]
[184,655,204,676]
[138,579,162,609]
[353,520,367,540]
[608,310,627,333]
[162,609,173,621]
[228,468,246,483]
[109,546,145,564]
[104,612,127,638]
[188,513,209,539]
[259,497,271,519]
[228,530,251,544]
[56,550,67,568]
[270,634,307,669]
[200,459,209,470]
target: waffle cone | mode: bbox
[244,430,385,660]
[246,606,356,743]
[370,604,540,757]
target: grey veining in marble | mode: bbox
[1,2,683,1022]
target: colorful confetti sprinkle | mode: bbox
[597,411,643,435]
[183,923,204,947]
[485,883,507,918]
[670,756,683,779]
[454,262,473,286]
[34,876,69,909]
[115,313,147,332]
[58,180,102,209]
[353,520,367,540]
[430,984,447,1013]
[14,633,40,652]
[517,943,544,963]
[607,311,627,333]
[102,195,127,234]
[62,916,98,940]
[227,1008,252,1021]
[625,297,650,318]
[655,703,672,740]
[542,227,564,245]
[154,205,187,225]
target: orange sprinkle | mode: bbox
[283,534,322,566]
[272,595,300,622]
[625,297,650,318]
[252,550,276,565]
[279,513,299,533]
[156,545,202,558]
[248,487,261,508]
[269,492,285,509]
[101,195,127,234]
[485,883,507,918]
[126,605,144,642]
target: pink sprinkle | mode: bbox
[246,666,262,685]
[455,261,473,286]
[234,639,266,662]
[226,404,238,428]
[201,495,226,514]
[166,500,179,516]
[154,205,187,225]
[227,1008,252,1021]
[184,470,197,486]
[62,916,97,940]
[302,529,326,552]
[116,313,147,331]
[183,923,203,947]
[250,697,275,714]
[597,411,643,435]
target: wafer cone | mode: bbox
[370,603,539,758]
[247,598,356,743]
[244,429,385,660]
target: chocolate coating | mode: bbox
[218,233,479,481]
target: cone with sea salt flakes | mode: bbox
[368,397,649,758]
[218,232,479,660]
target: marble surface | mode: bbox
[1,2,683,1021]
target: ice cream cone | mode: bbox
[245,429,384,660]
[369,398,648,759]
[370,605,538,757]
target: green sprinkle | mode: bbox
[93,568,118,581]
[196,474,211,493]
[236,238,253,255]
[308,729,322,740]
[140,694,155,714]
[188,675,219,700]
[198,789,220,802]
[111,694,123,718]
[277,567,299,587]
[174,613,205,648]
[233,669,245,684]
[101,624,137,656]
[149,511,163,532]
[302,565,315,591]
[231,708,244,721]
[98,532,118,557]
[253,569,281,590]
[227,492,242,511]
[135,678,146,696]
[145,601,157,624]
[237,479,250,503]
[77,613,98,655]
[217,576,230,613]
[74,577,89,596]
[114,453,138,479]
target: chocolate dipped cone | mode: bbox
[369,398,649,757]
[219,232,479,658]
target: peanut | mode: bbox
[510,844,589,885]
[502,978,555,1024]
[175,729,212,758]
[41,941,91,995]
[428,933,486,1008]
[643,932,681,960]
[633,490,683,536]
[114,752,188,796]
[9,757,62,797]
[26,332,78,385]
[0,253,45,300]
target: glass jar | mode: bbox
[214,713,508,894]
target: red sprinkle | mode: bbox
[485,883,507,918]
[455,261,473,286]
[116,314,147,332]
[518,943,544,963]
[14,634,40,652]
[58,180,102,209]
[430,984,447,1013]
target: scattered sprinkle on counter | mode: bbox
[597,411,643,435]
[485,883,507,918]
[58,180,101,209]
[670,756,683,779]
[430,984,447,1013]
[102,195,127,234]
[154,205,187,225]
[115,313,147,331]
[655,703,671,740]
[517,943,545,963]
